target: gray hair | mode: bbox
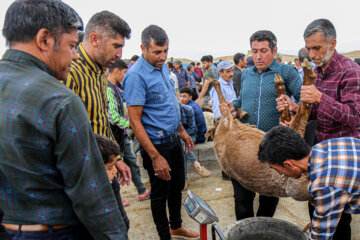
[303,19,336,43]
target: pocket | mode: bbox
[146,85,165,104]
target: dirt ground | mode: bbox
[122,169,360,240]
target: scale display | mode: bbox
[183,190,219,224]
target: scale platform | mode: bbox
[183,190,219,225]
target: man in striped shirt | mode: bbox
[64,11,132,184]
[258,126,360,240]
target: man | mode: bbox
[208,55,219,80]
[186,64,199,100]
[194,62,203,81]
[0,0,127,239]
[258,125,360,240]
[123,25,199,240]
[220,30,302,221]
[128,54,139,69]
[179,87,207,144]
[107,59,151,202]
[297,47,315,79]
[277,18,360,240]
[210,61,236,119]
[173,60,190,90]
[233,53,247,97]
[294,58,300,70]
[64,9,132,219]
[196,55,217,106]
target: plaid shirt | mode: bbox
[0,49,127,239]
[308,137,360,239]
[180,104,197,137]
[311,51,360,141]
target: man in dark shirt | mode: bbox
[0,0,127,239]
[232,53,246,97]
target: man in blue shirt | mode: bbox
[220,30,302,221]
[123,25,199,240]
[210,61,237,119]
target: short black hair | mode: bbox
[258,126,311,166]
[2,0,83,47]
[141,25,168,49]
[131,55,139,61]
[250,30,277,53]
[354,58,360,66]
[208,55,214,62]
[233,53,245,65]
[190,62,195,67]
[186,64,193,71]
[166,61,174,69]
[84,11,131,40]
[108,58,128,73]
[95,134,120,164]
[201,55,211,63]
[303,18,336,42]
[298,48,311,62]
[179,87,193,96]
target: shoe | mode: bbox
[170,225,200,239]
[194,164,211,177]
[137,189,151,201]
[122,199,130,207]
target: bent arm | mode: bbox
[197,79,210,102]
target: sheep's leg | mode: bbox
[290,58,317,137]
[274,73,291,122]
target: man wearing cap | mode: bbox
[173,60,190,90]
[210,61,236,119]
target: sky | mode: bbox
[0,0,359,61]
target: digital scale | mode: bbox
[184,190,225,240]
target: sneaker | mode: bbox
[170,225,200,240]
[122,199,130,207]
[194,164,211,177]
[137,189,151,201]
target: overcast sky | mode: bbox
[1,0,359,60]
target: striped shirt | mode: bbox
[311,51,360,142]
[308,137,360,239]
[64,43,114,140]
[0,49,126,239]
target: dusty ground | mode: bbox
[122,168,360,240]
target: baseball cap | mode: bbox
[217,60,233,72]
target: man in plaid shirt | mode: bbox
[258,126,360,240]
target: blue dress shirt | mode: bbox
[210,77,237,119]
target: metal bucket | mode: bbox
[223,217,308,240]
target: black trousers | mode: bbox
[141,136,185,240]
[231,178,279,220]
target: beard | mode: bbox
[316,47,333,67]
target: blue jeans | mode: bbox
[182,136,197,180]
[4,225,93,240]
[121,136,147,195]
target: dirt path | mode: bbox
[122,172,360,240]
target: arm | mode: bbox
[178,123,194,153]
[196,79,210,103]
[56,96,127,240]
[64,67,79,95]
[106,87,130,129]
[310,187,348,239]
[128,105,171,181]
[193,104,207,143]
[210,89,221,119]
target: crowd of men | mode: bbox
[0,0,359,240]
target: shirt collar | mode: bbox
[2,49,54,77]
[219,77,233,85]
[77,43,106,74]
[139,55,163,73]
[252,59,278,73]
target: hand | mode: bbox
[302,222,312,232]
[152,155,171,181]
[115,160,132,186]
[195,98,201,104]
[279,112,295,127]
[179,129,194,154]
[219,100,235,115]
[300,85,322,104]
[276,94,298,112]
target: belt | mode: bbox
[151,133,178,145]
[2,223,68,232]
